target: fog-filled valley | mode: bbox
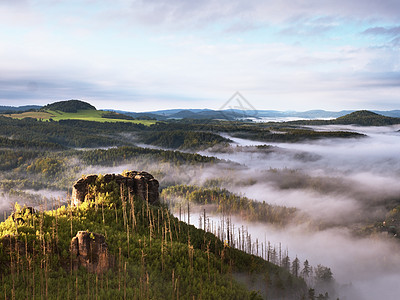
[172,124,400,299]
[5,0,400,297]
[1,106,400,299]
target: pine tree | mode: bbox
[301,259,311,279]
[282,255,290,272]
[292,256,300,277]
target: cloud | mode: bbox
[224,21,262,34]
[362,25,400,47]
[128,0,248,29]
[362,26,400,36]
[1,0,400,111]
[391,36,400,45]
[357,72,400,88]
[1,37,399,111]
[0,76,140,105]
[127,0,400,29]
[279,16,339,37]
[0,0,28,6]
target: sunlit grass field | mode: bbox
[4,109,156,125]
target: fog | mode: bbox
[215,125,400,176]
[183,211,400,300]
[0,188,67,221]
[2,123,400,299]
[190,124,400,299]
[198,125,400,225]
[67,123,400,299]
[46,124,400,299]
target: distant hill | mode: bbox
[291,110,353,119]
[288,110,400,126]
[334,110,400,126]
[134,108,400,121]
[110,109,241,121]
[166,110,248,120]
[0,105,41,113]
[375,110,400,118]
[4,100,156,125]
[139,109,352,120]
[41,99,96,113]
[132,108,247,120]
[169,109,198,119]
[3,100,400,123]
[148,108,212,116]
[104,110,165,120]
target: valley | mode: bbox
[1,100,400,299]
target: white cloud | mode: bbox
[1,0,400,110]
[127,0,400,28]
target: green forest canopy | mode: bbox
[41,100,97,113]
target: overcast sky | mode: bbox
[0,0,399,111]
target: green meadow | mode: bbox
[4,109,156,125]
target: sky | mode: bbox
[0,0,399,112]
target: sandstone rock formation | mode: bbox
[70,231,112,273]
[71,171,159,206]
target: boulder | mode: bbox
[70,231,112,273]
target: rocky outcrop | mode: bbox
[70,231,112,273]
[11,206,36,225]
[71,171,159,206]
[124,171,159,204]
[72,174,98,205]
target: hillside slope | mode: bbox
[0,171,307,299]
[3,100,156,125]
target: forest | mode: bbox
[287,110,400,126]
[161,185,302,227]
[0,173,313,299]
[4,102,400,299]
[41,100,97,112]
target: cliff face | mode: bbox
[70,231,112,273]
[71,171,159,206]
[69,171,159,274]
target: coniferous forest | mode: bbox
[1,102,400,299]
[3,1,400,298]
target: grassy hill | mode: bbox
[3,100,156,125]
[46,109,156,125]
[6,109,155,125]
[0,172,307,299]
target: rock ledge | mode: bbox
[71,171,159,206]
